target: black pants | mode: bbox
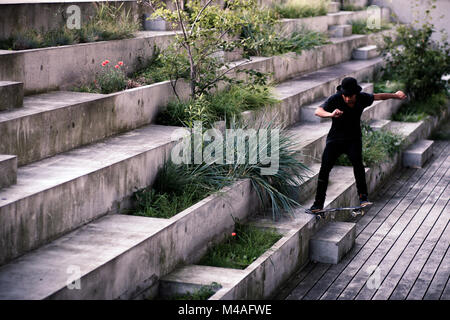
[314,139,368,206]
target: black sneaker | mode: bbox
[359,194,370,207]
[307,203,323,214]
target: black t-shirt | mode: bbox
[322,92,375,141]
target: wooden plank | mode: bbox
[285,263,330,300]
[406,221,450,300]
[299,166,414,300]
[339,161,449,300]
[387,202,449,300]
[319,144,449,300]
[275,261,316,300]
[282,141,448,300]
[441,276,450,300]
[424,245,450,300]
[373,197,449,300]
[362,185,449,300]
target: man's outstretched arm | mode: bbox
[373,91,407,101]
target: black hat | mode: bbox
[336,77,362,96]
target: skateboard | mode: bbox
[305,202,373,219]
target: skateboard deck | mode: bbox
[305,202,373,219]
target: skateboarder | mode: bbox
[308,77,407,213]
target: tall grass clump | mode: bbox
[272,0,329,19]
[131,120,310,220]
[198,223,282,269]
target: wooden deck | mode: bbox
[277,140,449,300]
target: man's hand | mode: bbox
[331,109,343,118]
[395,91,407,100]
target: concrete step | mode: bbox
[385,120,425,146]
[328,24,353,38]
[0,176,261,299]
[310,221,356,264]
[300,82,373,123]
[0,35,383,167]
[159,265,244,299]
[369,119,391,131]
[328,1,341,14]
[352,45,379,60]
[0,124,186,265]
[0,214,170,299]
[0,81,23,111]
[0,155,17,190]
[402,139,435,168]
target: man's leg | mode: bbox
[345,139,369,204]
[312,140,343,210]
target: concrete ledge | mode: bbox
[329,24,352,38]
[328,2,341,14]
[310,222,356,264]
[0,124,185,265]
[278,10,368,35]
[403,140,434,168]
[0,81,23,111]
[210,215,317,299]
[0,31,177,95]
[352,45,379,60]
[0,155,17,190]
[0,34,387,166]
[0,177,261,299]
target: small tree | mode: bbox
[141,0,256,100]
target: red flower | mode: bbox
[115,64,120,69]
[118,61,124,66]
[231,232,236,237]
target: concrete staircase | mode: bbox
[0,1,446,300]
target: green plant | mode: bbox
[336,122,403,167]
[131,160,232,219]
[143,0,252,100]
[350,19,393,35]
[156,82,278,127]
[241,8,329,57]
[272,0,329,19]
[79,1,140,42]
[198,223,282,269]
[382,0,450,101]
[392,90,448,121]
[374,79,405,93]
[95,60,128,94]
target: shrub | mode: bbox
[392,91,448,121]
[241,9,330,57]
[157,83,279,127]
[272,0,329,19]
[382,1,450,101]
[131,120,310,220]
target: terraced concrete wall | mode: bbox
[0,1,157,40]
